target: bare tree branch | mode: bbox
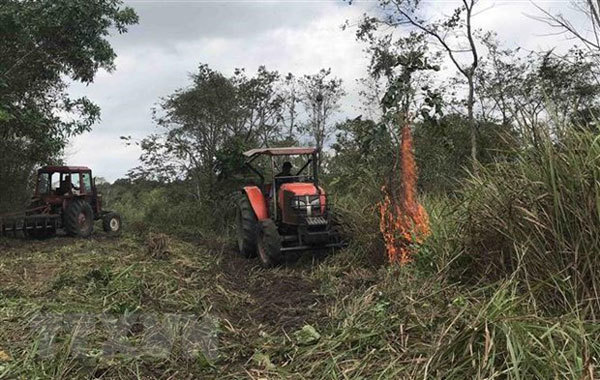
[532,1,600,50]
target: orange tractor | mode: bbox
[0,166,121,238]
[236,147,345,267]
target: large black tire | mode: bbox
[236,195,258,258]
[64,199,94,238]
[257,219,282,268]
[102,212,122,235]
[329,212,347,244]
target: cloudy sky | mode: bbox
[66,0,583,181]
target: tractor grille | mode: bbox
[290,194,326,217]
[287,193,337,227]
[306,216,327,226]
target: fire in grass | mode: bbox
[379,124,430,265]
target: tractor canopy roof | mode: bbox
[243,147,317,158]
[38,166,91,173]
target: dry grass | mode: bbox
[146,233,171,260]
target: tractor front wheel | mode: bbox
[64,200,94,238]
[102,213,122,235]
[257,219,282,268]
[236,195,258,258]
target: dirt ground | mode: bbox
[217,250,325,330]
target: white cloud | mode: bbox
[67,0,584,181]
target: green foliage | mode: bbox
[98,179,234,239]
[414,114,516,193]
[298,68,346,153]
[130,64,345,204]
[328,117,394,194]
[477,38,600,142]
[422,281,600,378]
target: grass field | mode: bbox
[0,231,402,379]
[2,176,600,379]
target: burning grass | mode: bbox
[379,124,430,264]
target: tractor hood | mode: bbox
[279,183,323,196]
[278,182,327,218]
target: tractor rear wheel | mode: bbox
[102,213,122,235]
[236,195,258,258]
[64,199,94,238]
[257,219,282,268]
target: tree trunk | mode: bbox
[467,75,477,173]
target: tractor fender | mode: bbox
[242,186,269,221]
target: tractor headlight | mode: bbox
[308,196,322,216]
[292,198,306,209]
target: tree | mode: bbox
[299,68,345,164]
[356,76,384,121]
[329,116,394,194]
[351,0,481,168]
[130,64,290,200]
[353,17,444,200]
[413,114,515,193]
[281,73,300,140]
[233,66,285,146]
[0,0,137,211]
[476,36,600,145]
[355,28,441,121]
[536,48,600,135]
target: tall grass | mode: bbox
[454,130,600,316]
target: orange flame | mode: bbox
[379,124,430,265]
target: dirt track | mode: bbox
[217,250,325,331]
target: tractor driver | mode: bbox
[58,174,79,195]
[275,161,295,193]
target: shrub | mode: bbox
[102,181,236,239]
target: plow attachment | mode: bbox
[0,215,60,237]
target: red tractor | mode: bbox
[0,166,121,238]
[236,147,345,267]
